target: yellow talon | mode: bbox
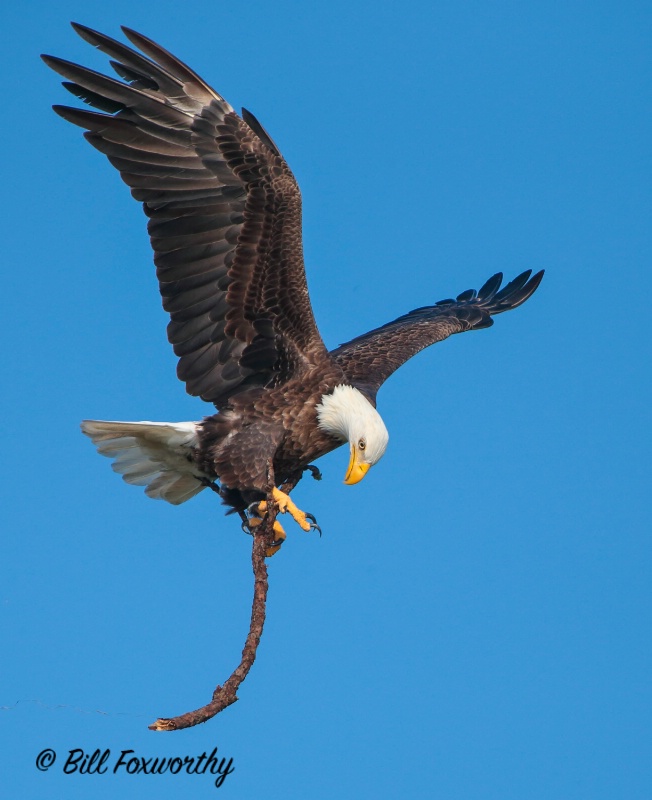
[247,488,317,555]
[271,487,312,532]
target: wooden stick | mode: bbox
[148,501,277,731]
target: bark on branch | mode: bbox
[148,499,278,732]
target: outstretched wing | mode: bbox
[330,270,544,398]
[43,24,327,408]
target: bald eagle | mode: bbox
[44,24,543,550]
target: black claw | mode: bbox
[200,477,222,495]
[305,513,322,537]
[305,465,322,481]
[246,500,262,516]
[238,509,252,535]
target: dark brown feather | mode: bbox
[44,25,327,409]
[331,270,544,397]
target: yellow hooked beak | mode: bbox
[344,446,371,485]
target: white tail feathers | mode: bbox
[81,420,211,505]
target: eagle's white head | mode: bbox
[316,385,389,484]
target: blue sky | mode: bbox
[2,0,650,797]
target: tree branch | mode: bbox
[147,468,315,732]
[148,499,278,732]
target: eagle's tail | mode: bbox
[81,420,211,505]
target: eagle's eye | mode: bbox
[358,438,366,450]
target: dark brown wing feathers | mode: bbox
[43,24,326,408]
[45,25,544,412]
[330,270,544,397]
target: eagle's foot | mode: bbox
[245,490,320,539]
[244,515,286,558]
[305,464,322,481]
[271,487,320,534]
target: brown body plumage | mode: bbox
[44,24,544,522]
[197,374,347,506]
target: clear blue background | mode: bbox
[2,0,650,797]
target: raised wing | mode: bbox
[330,270,544,398]
[43,24,327,408]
